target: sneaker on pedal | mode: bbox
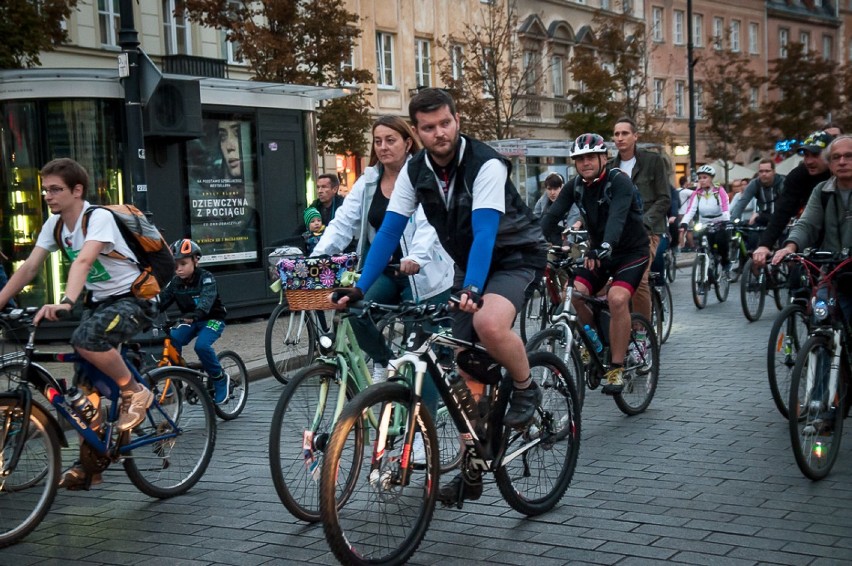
[117,386,155,432]
[503,380,542,427]
[211,372,230,404]
[601,366,624,395]
[372,362,388,384]
[437,471,483,505]
[58,461,102,491]
[411,433,426,466]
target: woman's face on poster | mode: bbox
[218,121,242,178]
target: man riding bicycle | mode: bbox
[541,133,650,394]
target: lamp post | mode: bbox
[117,0,148,213]
[687,0,697,179]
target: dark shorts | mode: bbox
[574,249,649,296]
[452,267,536,343]
[71,298,149,352]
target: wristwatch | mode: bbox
[60,296,76,306]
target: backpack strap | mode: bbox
[53,206,137,265]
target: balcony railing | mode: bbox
[162,55,227,79]
[517,95,573,124]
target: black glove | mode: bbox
[459,285,484,308]
[331,287,364,304]
[586,242,612,261]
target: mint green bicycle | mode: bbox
[267,299,461,522]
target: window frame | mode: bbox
[675,80,685,118]
[653,78,665,111]
[779,28,789,58]
[673,10,685,45]
[375,31,396,89]
[414,38,432,88]
[98,0,120,48]
[552,55,565,97]
[730,20,741,53]
[652,7,664,42]
[713,17,724,50]
[749,22,759,54]
[163,0,192,56]
[693,14,704,48]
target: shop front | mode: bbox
[0,69,337,318]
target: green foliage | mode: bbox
[0,0,77,68]
[183,0,373,155]
[560,48,619,136]
[763,42,839,140]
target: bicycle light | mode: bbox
[693,222,704,232]
[318,333,335,353]
[813,298,829,322]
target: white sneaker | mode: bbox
[411,433,426,465]
[372,363,388,384]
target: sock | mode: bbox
[121,379,141,394]
[514,374,532,390]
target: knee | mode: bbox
[608,289,631,312]
[472,313,506,344]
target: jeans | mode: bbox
[651,233,669,277]
[170,319,225,378]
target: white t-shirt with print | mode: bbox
[35,202,141,302]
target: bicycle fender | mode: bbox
[144,365,206,383]
[0,392,69,448]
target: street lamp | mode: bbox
[118,0,148,214]
[687,0,697,179]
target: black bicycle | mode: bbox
[319,300,581,565]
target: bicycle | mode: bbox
[650,271,673,346]
[525,250,660,415]
[787,251,852,480]
[0,306,216,547]
[690,221,731,309]
[142,320,249,421]
[740,255,789,322]
[319,299,581,565]
[663,241,677,283]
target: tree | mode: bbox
[699,47,764,177]
[0,0,78,68]
[560,47,620,135]
[435,0,543,140]
[183,0,373,155]
[762,42,839,141]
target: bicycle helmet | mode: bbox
[569,133,608,158]
[170,238,202,260]
[696,164,716,177]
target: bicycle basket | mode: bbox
[457,348,503,385]
[277,253,358,311]
[267,245,302,282]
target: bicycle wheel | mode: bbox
[767,305,809,419]
[213,351,248,420]
[740,258,766,322]
[265,303,317,384]
[496,351,581,516]
[714,258,730,302]
[788,335,845,481]
[691,254,708,309]
[665,249,677,283]
[526,325,585,408]
[616,314,660,416]
[269,363,364,523]
[727,239,742,283]
[771,263,789,311]
[435,404,462,473]
[0,399,60,548]
[658,282,673,345]
[651,286,664,346]
[520,279,548,343]
[123,370,216,498]
[321,382,439,565]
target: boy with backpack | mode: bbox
[157,239,229,404]
[0,158,159,489]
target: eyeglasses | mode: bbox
[829,152,852,163]
[41,185,69,196]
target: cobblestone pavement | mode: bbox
[2,270,852,565]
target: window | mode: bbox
[749,23,759,54]
[652,7,664,42]
[523,49,541,95]
[779,28,789,58]
[482,47,496,97]
[730,20,740,52]
[673,10,684,45]
[601,0,610,9]
[675,81,685,117]
[98,0,120,47]
[622,0,633,15]
[414,39,432,88]
[823,35,833,60]
[713,17,723,49]
[552,55,564,97]
[223,1,244,64]
[451,44,464,80]
[376,32,395,88]
[694,83,704,119]
[693,14,703,47]
[750,87,759,110]
[800,31,810,53]
[341,39,355,76]
[163,0,191,55]
[653,79,665,111]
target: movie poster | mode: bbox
[186,115,259,266]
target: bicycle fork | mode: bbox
[804,330,841,413]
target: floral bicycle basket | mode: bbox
[277,253,358,311]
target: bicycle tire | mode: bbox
[265,303,317,384]
[123,370,216,498]
[435,404,462,473]
[525,325,585,408]
[659,281,673,344]
[213,351,248,420]
[651,286,664,347]
[665,249,677,283]
[691,254,708,309]
[520,279,548,343]
[728,239,743,283]
[788,335,845,481]
[771,263,789,311]
[767,304,809,419]
[740,258,766,322]
[615,314,660,416]
[714,258,730,302]
[0,399,60,548]
[495,351,581,516]
[321,382,439,566]
[268,363,364,523]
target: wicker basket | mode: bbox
[285,288,334,311]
